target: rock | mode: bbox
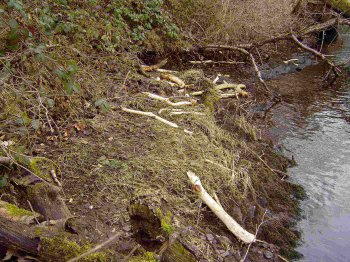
[206,234,214,242]
[264,251,274,259]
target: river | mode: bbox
[264,27,350,261]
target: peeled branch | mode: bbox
[160,73,186,88]
[121,107,179,128]
[144,92,196,106]
[187,171,255,244]
[141,59,168,72]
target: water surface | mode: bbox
[265,27,350,261]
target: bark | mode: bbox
[0,217,39,255]
[25,181,71,220]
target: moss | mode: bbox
[28,157,53,181]
[292,184,307,200]
[34,226,44,236]
[162,242,196,262]
[130,251,157,262]
[156,209,174,235]
[280,248,303,261]
[203,88,220,112]
[5,202,33,217]
[40,235,107,262]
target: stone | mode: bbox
[264,251,274,259]
[206,234,215,241]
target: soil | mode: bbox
[1,40,329,261]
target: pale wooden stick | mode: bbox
[187,171,255,243]
[27,200,39,225]
[160,73,185,88]
[121,107,179,128]
[144,92,195,106]
[50,169,62,187]
[189,60,244,65]
[215,83,246,91]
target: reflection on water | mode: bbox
[283,87,350,261]
[265,27,350,261]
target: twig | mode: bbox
[291,34,340,75]
[121,107,179,128]
[278,254,290,262]
[67,233,121,262]
[50,169,62,187]
[121,244,141,262]
[240,210,267,262]
[27,200,39,225]
[249,53,271,93]
[189,60,244,65]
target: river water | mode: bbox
[264,28,350,261]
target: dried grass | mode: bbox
[168,0,304,45]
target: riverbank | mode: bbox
[0,1,348,261]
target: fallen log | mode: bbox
[187,171,255,244]
[0,217,40,255]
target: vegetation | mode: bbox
[1,0,346,261]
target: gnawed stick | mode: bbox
[141,59,168,72]
[249,53,271,93]
[160,73,185,88]
[121,107,179,128]
[144,92,196,106]
[189,60,244,65]
[187,171,255,244]
[191,83,246,96]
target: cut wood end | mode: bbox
[187,171,202,187]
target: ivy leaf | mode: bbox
[31,119,40,130]
[64,81,79,95]
[0,175,8,188]
[47,98,55,108]
[94,99,110,113]
[8,19,18,29]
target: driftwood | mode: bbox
[187,171,255,244]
